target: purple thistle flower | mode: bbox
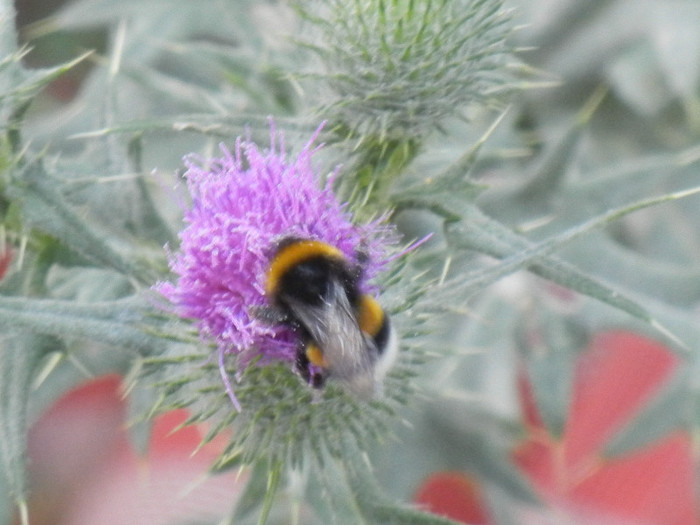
[156,122,398,408]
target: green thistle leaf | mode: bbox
[0,334,56,525]
[5,158,156,282]
[442,185,700,340]
[0,295,168,353]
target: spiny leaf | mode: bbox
[488,86,608,218]
[258,460,283,525]
[230,460,270,523]
[391,109,507,219]
[68,113,305,140]
[0,48,90,156]
[0,334,56,523]
[1,51,91,106]
[444,186,700,337]
[518,314,587,438]
[341,452,479,525]
[6,158,154,282]
[0,295,167,354]
[420,400,538,505]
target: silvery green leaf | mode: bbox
[0,295,167,354]
[6,158,153,282]
[604,369,691,458]
[0,334,56,523]
[446,185,700,337]
[419,399,538,505]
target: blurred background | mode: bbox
[7,0,700,523]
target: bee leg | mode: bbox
[352,244,370,281]
[249,304,288,325]
[354,239,370,265]
[295,346,313,384]
[295,343,327,390]
[311,370,325,389]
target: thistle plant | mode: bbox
[148,123,414,468]
[296,0,516,208]
[3,0,700,524]
[296,0,514,141]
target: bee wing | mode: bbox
[285,279,378,383]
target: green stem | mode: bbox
[0,334,55,522]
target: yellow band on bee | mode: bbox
[266,239,346,296]
[306,342,328,368]
[357,294,385,337]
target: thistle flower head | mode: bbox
[297,0,515,141]
[146,123,431,475]
[156,123,398,403]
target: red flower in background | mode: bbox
[414,471,493,524]
[24,375,242,525]
[514,331,698,524]
[415,331,699,525]
[0,246,12,281]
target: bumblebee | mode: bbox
[264,238,397,398]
